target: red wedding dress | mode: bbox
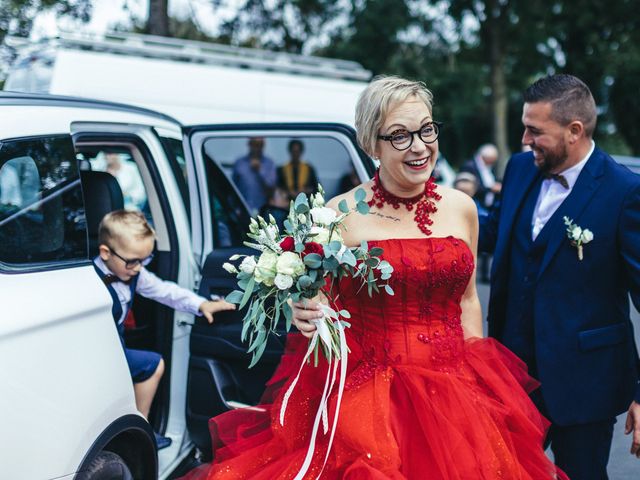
[183,237,567,479]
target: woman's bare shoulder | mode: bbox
[326,180,373,212]
[437,185,477,216]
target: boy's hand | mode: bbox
[199,299,236,324]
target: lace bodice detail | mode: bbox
[336,236,474,375]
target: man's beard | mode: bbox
[533,142,568,174]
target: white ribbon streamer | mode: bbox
[279,305,349,480]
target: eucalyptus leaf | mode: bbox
[304,253,322,269]
[241,317,252,342]
[329,240,342,252]
[225,290,243,304]
[297,275,313,289]
[385,285,395,295]
[312,279,326,289]
[354,188,366,203]
[248,328,267,353]
[239,276,256,309]
[323,257,339,271]
[253,339,268,366]
[369,247,384,257]
[283,301,293,331]
[365,257,379,268]
[257,311,267,330]
[295,242,305,253]
[341,249,357,267]
[338,199,349,213]
[339,309,351,319]
[295,203,309,214]
[294,192,309,208]
[356,201,370,215]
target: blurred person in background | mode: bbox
[460,143,502,209]
[277,139,318,199]
[232,137,276,215]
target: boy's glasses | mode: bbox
[109,247,154,269]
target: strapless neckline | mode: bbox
[368,235,472,254]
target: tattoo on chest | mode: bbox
[370,212,401,222]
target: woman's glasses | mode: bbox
[377,121,442,151]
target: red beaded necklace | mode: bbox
[368,169,441,236]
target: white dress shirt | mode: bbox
[531,141,595,240]
[94,256,206,325]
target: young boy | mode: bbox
[93,210,235,449]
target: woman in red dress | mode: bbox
[183,76,567,479]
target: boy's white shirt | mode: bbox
[94,256,205,325]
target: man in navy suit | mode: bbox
[480,74,640,479]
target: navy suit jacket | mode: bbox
[479,148,640,425]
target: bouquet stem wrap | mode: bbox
[279,304,348,480]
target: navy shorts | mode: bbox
[124,347,162,383]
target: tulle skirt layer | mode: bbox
[182,335,567,480]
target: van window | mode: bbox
[159,136,190,219]
[0,136,87,266]
[203,135,360,246]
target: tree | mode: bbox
[448,0,551,172]
[147,0,169,36]
[0,0,92,43]
[323,0,413,74]
[217,0,342,53]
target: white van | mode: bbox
[3,31,370,126]
[0,92,374,479]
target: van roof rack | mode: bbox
[7,31,371,82]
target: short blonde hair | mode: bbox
[355,75,434,157]
[98,210,155,247]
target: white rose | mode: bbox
[310,207,337,226]
[274,273,294,290]
[254,251,278,286]
[571,226,582,241]
[239,256,257,274]
[222,262,238,274]
[310,225,342,245]
[581,229,594,243]
[276,251,305,277]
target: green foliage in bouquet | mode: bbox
[224,185,393,368]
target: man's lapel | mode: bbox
[536,149,605,279]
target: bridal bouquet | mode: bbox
[223,185,394,368]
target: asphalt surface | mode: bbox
[475,282,640,479]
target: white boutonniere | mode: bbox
[563,216,593,261]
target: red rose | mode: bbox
[280,236,295,252]
[303,241,324,257]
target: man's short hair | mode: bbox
[523,74,597,137]
[98,210,155,247]
[355,75,433,157]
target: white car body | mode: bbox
[0,92,373,479]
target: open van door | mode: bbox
[183,123,373,457]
